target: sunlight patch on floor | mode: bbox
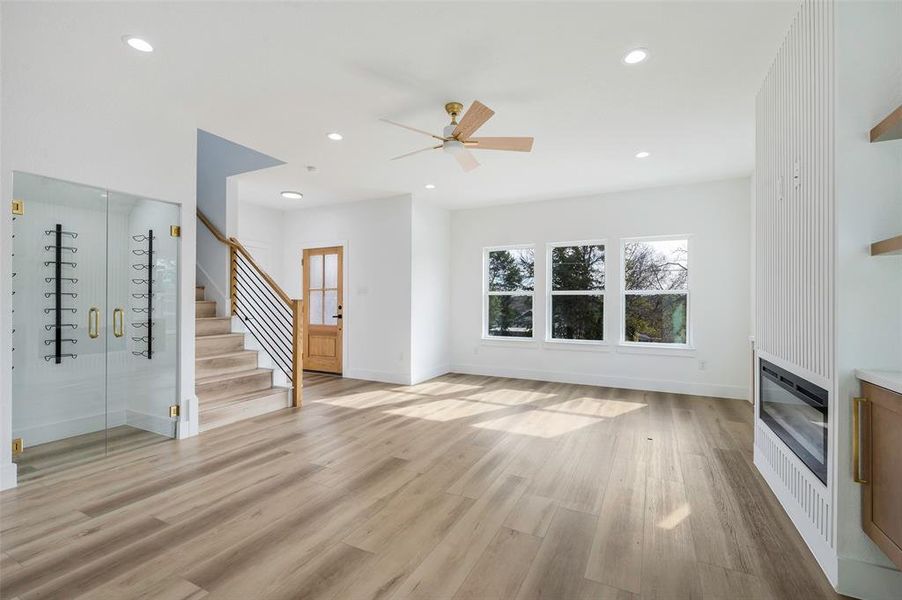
[544,397,647,418]
[390,381,484,396]
[463,389,557,406]
[384,399,508,422]
[657,502,692,530]
[315,390,414,409]
[473,410,602,438]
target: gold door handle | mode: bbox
[113,308,124,338]
[853,397,869,484]
[89,307,100,339]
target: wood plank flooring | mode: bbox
[0,373,842,599]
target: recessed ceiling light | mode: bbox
[122,35,153,53]
[623,48,648,64]
[327,132,343,141]
[281,191,303,200]
[424,184,436,190]
[635,151,650,159]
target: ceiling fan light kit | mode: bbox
[383,100,534,172]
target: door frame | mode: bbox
[300,241,348,375]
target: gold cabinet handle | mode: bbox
[853,397,869,484]
[88,307,100,339]
[113,308,124,338]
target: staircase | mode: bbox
[195,285,291,432]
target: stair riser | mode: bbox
[196,353,258,378]
[196,335,245,357]
[197,371,272,402]
[196,301,217,318]
[195,287,205,301]
[199,390,291,432]
[196,319,231,336]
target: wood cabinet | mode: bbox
[857,381,902,569]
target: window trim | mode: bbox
[483,244,536,340]
[619,234,693,349]
[545,239,607,345]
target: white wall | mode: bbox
[450,178,752,399]
[411,200,451,384]
[1,2,199,488]
[280,195,413,384]
[833,1,902,596]
[236,201,287,288]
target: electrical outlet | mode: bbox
[698,360,707,371]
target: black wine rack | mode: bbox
[43,224,78,363]
[131,230,154,359]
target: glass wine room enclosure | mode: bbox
[11,172,180,476]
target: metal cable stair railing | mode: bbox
[197,209,303,407]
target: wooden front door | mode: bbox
[302,246,343,374]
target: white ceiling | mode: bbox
[19,1,801,210]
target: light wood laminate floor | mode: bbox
[0,373,841,600]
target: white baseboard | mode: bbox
[126,409,176,438]
[837,556,902,600]
[410,364,452,385]
[179,396,199,439]
[0,461,17,491]
[196,262,228,317]
[14,410,126,447]
[344,368,412,385]
[450,363,748,400]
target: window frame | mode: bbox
[545,239,607,345]
[619,234,693,349]
[483,244,536,341]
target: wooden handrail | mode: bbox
[196,208,303,407]
[196,209,293,307]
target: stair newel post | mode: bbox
[291,298,303,407]
[229,245,237,316]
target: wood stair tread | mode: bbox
[195,332,243,340]
[200,386,290,409]
[195,350,256,361]
[195,367,271,386]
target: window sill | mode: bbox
[480,337,538,348]
[542,340,612,352]
[616,343,696,357]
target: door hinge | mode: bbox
[169,404,180,418]
[12,437,24,455]
[170,225,181,237]
[11,199,24,215]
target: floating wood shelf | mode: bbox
[871,235,902,256]
[870,105,902,143]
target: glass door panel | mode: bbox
[10,172,180,479]
[107,192,180,443]
[11,172,109,478]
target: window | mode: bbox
[547,242,605,342]
[622,237,689,345]
[485,246,535,338]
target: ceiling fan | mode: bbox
[382,101,534,172]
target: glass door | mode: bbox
[11,173,179,480]
[107,192,180,445]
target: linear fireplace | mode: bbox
[759,359,829,484]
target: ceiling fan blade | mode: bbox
[465,137,534,152]
[452,100,495,140]
[452,147,480,172]
[380,118,446,142]
[391,145,442,161]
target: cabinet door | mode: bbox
[861,381,902,569]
